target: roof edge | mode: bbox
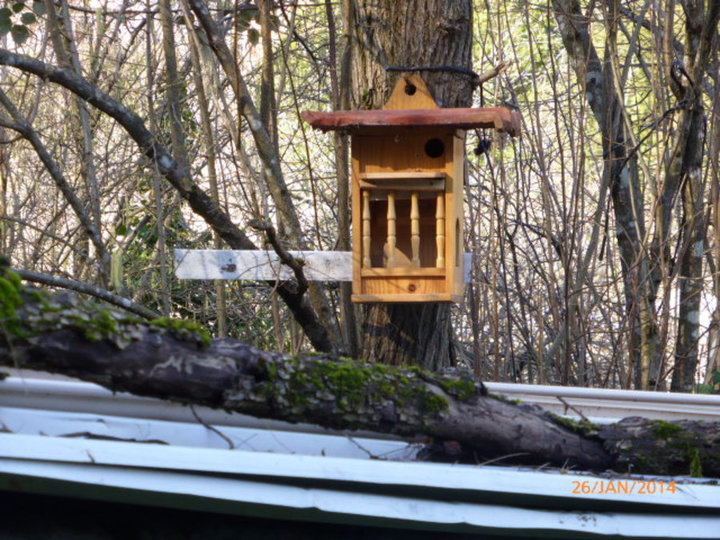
[301,107,521,137]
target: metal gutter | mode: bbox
[4,373,719,425]
[1,433,719,538]
[0,432,717,512]
[4,459,718,539]
[0,375,402,439]
[485,382,720,422]
[2,376,720,538]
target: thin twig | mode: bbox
[477,452,530,466]
[556,396,591,423]
[476,61,512,85]
[249,218,309,295]
[190,405,235,449]
[14,268,160,320]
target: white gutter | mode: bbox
[2,376,720,538]
[0,375,401,439]
[0,433,717,511]
[5,373,719,425]
[485,382,720,422]
[3,459,719,538]
[1,433,719,538]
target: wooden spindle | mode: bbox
[362,190,371,267]
[387,191,397,267]
[435,194,445,268]
[411,192,420,267]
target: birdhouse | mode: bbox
[303,74,520,303]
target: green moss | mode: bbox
[689,447,703,478]
[652,419,683,439]
[149,317,212,348]
[0,267,24,336]
[4,269,21,291]
[74,309,119,342]
[552,415,599,436]
[553,415,579,431]
[488,392,522,404]
[423,393,450,413]
[0,263,213,351]
[438,377,477,401]
[0,277,22,315]
[247,356,454,431]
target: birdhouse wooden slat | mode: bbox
[302,74,521,303]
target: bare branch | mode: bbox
[14,268,160,319]
[0,47,333,353]
[249,218,309,295]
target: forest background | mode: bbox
[1,0,719,394]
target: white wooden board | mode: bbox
[174,249,352,281]
[175,249,473,282]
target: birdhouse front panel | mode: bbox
[351,128,465,303]
[301,73,521,304]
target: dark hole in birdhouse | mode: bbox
[404,83,417,96]
[424,138,445,158]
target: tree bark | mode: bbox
[327,0,359,357]
[44,0,106,285]
[185,0,340,349]
[552,0,660,389]
[351,0,473,368]
[3,275,720,478]
[669,0,720,391]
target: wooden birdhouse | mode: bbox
[303,74,521,303]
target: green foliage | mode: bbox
[438,377,478,401]
[651,419,683,439]
[552,415,599,436]
[0,0,43,45]
[696,371,720,394]
[689,447,703,478]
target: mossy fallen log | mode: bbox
[2,264,719,477]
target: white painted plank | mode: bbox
[175,249,473,282]
[174,249,352,281]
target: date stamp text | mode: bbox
[571,480,678,495]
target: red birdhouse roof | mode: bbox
[301,107,521,137]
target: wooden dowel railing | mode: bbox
[436,193,445,268]
[411,192,420,267]
[387,191,397,267]
[362,190,371,267]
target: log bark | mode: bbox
[3,275,720,478]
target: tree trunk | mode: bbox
[552,0,660,389]
[3,279,720,478]
[351,0,473,368]
[44,0,107,285]
[669,0,720,391]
